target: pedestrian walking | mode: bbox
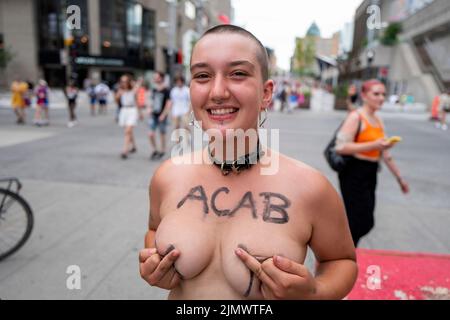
[346,84,359,112]
[87,82,97,116]
[137,78,149,122]
[10,79,28,125]
[148,71,171,161]
[112,80,122,123]
[34,79,50,126]
[95,82,110,115]
[24,80,34,110]
[65,81,79,128]
[139,25,357,300]
[335,79,410,247]
[116,75,141,160]
[288,84,298,113]
[436,89,450,131]
[279,80,288,113]
[170,76,190,142]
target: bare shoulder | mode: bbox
[277,152,339,207]
[149,150,203,192]
[345,110,361,125]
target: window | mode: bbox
[37,0,64,51]
[37,0,89,54]
[142,9,156,69]
[100,0,127,56]
[126,2,142,58]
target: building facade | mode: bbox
[0,0,233,88]
[341,0,448,105]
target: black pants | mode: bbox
[338,157,379,247]
[68,100,77,121]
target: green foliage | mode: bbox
[362,37,368,48]
[334,83,349,99]
[293,36,316,75]
[0,46,14,68]
[381,23,402,46]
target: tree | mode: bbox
[293,36,316,76]
[0,46,14,69]
[381,23,402,46]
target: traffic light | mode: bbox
[177,50,183,65]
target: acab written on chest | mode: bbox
[177,185,291,224]
[176,304,273,317]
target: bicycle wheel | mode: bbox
[0,188,34,262]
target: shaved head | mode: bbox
[192,25,270,82]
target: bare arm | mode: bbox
[159,98,173,119]
[144,166,164,248]
[115,89,122,104]
[140,161,181,289]
[382,151,410,194]
[308,175,358,299]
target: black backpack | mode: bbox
[324,115,361,173]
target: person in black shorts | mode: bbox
[65,81,79,128]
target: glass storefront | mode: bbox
[100,0,155,67]
[142,9,156,70]
[35,0,156,87]
[37,0,89,54]
[100,0,127,57]
[37,0,89,87]
[126,2,142,58]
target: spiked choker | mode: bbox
[208,143,265,176]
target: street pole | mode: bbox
[168,0,177,86]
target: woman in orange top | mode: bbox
[335,79,409,247]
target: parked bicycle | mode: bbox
[0,178,34,262]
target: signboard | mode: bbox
[74,56,125,67]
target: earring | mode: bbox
[189,111,201,129]
[189,110,195,127]
[259,109,268,128]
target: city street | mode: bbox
[0,96,449,299]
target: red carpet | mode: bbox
[346,249,450,300]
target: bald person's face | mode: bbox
[190,33,273,136]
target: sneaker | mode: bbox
[157,152,166,160]
[67,121,75,128]
[129,147,137,154]
[442,124,448,131]
[120,153,128,160]
[435,122,442,129]
[150,151,159,160]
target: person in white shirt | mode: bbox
[170,76,191,142]
[115,75,142,159]
[95,82,110,115]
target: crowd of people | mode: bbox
[8,71,192,162]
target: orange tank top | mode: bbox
[355,111,385,160]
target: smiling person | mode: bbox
[335,79,410,247]
[139,25,357,300]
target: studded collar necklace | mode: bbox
[207,142,265,176]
